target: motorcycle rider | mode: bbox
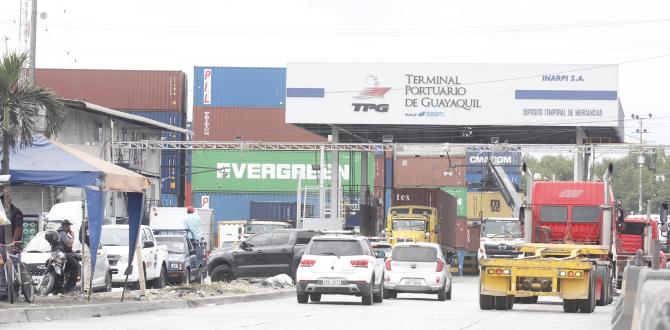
[55,220,79,291]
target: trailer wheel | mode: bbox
[579,267,597,313]
[479,294,494,310]
[563,299,579,313]
[494,296,511,310]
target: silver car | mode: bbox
[383,242,452,301]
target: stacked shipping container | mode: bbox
[192,67,349,234]
[36,69,188,207]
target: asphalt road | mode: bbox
[6,276,615,330]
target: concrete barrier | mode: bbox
[612,265,670,330]
[1,289,294,325]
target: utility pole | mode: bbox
[29,0,37,83]
[632,113,652,213]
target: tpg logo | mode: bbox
[352,103,389,112]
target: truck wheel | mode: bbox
[211,265,233,283]
[596,265,607,306]
[480,294,494,310]
[494,296,509,310]
[563,299,579,313]
[579,267,597,313]
[152,266,167,289]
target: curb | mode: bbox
[1,289,295,325]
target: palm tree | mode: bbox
[0,52,65,242]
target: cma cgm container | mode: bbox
[465,150,522,175]
[393,156,465,187]
[467,191,518,220]
[191,150,373,193]
[192,107,325,142]
[193,67,286,108]
[466,172,522,192]
[36,69,186,112]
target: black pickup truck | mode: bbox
[207,229,319,282]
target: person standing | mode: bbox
[184,207,202,243]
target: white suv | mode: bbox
[383,242,452,301]
[295,234,385,305]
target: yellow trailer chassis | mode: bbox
[479,243,608,313]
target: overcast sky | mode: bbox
[1,0,669,145]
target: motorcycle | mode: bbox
[38,231,79,296]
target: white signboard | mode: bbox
[286,63,619,127]
[201,195,210,209]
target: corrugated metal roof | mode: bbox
[63,100,192,135]
[36,68,186,112]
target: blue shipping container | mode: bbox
[161,150,181,194]
[249,201,297,222]
[161,194,178,207]
[127,111,184,141]
[466,172,522,192]
[193,67,286,108]
[466,151,522,173]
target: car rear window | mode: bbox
[306,240,364,256]
[392,246,437,262]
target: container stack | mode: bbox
[36,69,189,207]
[464,150,523,221]
[190,67,373,238]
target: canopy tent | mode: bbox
[2,136,149,285]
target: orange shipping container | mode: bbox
[394,156,465,187]
[36,69,186,112]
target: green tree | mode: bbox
[523,155,573,181]
[0,52,65,242]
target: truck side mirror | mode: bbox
[660,202,669,225]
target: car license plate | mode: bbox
[405,279,422,286]
[322,279,342,285]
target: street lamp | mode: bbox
[631,113,652,213]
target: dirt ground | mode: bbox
[0,277,294,309]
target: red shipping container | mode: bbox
[185,182,193,207]
[36,69,186,112]
[192,107,325,142]
[393,156,465,187]
[374,157,385,188]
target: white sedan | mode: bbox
[383,242,452,301]
[21,231,113,292]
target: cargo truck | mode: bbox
[385,188,476,275]
[613,213,667,288]
[479,163,617,313]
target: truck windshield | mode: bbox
[392,208,410,214]
[541,206,568,222]
[245,223,288,235]
[392,220,426,231]
[411,208,432,215]
[481,221,522,238]
[572,206,600,223]
[101,228,130,246]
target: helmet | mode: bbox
[187,206,195,213]
[44,230,60,246]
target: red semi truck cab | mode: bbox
[530,181,617,245]
[613,214,666,287]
